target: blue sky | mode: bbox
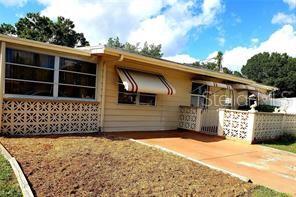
[185,0,283,57]
[0,0,296,71]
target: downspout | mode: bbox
[100,54,124,132]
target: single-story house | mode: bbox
[0,34,278,137]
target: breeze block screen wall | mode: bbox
[1,99,101,135]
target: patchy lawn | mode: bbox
[0,154,22,197]
[0,134,278,196]
[262,134,296,154]
[252,186,291,197]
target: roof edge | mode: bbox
[100,47,277,91]
[0,35,277,91]
[0,34,92,57]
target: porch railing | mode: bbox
[179,106,296,144]
[200,109,219,135]
[178,106,202,131]
[178,106,219,135]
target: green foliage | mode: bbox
[262,133,296,154]
[51,16,89,47]
[256,104,277,112]
[238,104,277,112]
[241,52,296,97]
[252,186,290,197]
[0,155,22,197]
[222,67,233,74]
[233,71,243,77]
[216,51,223,71]
[106,37,163,58]
[140,42,163,58]
[191,51,245,77]
[1,12,89,47]
[191,61,245,77]
[0,23,16,35]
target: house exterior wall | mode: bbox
[0,42,102,135]
[0,39,268,135]
[207,86,229,109]
[102,60,194,132]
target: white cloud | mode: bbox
[219,25,296,71]
[0,0,27,7]
[272,12,296,25]
[283,0,296,9]
[164,54,199,64]
[37,0,223,55]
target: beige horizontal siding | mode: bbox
[103,61,192,132]
[104,126,178,132]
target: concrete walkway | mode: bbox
[112,131,296,195]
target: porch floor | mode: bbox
[110,130,296,195]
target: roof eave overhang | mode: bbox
[0,34,92,57]
[0,35,277,92]
[97,47,277,91]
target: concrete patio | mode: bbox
[112,130,296,195]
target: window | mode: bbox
[220,89,232,108]
[4,48,97,100]
[58,58,96,99]
[118,81,156,106]
[139,93,156,105]
[191,82,208,108]
[5,48,54,96]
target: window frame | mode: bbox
[57,57,97,100]
[190,82,209,109]
[117,81,157,106]
[5,48,55,97]
[4,47,98,101]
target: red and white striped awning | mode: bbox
[116,68,176,95]
[193,80,233,90]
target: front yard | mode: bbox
[262,134,296,154]
[0,134,288,196]
[0,154,22,197]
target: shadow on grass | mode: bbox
[262,134,296,146]
[261,133,296,154]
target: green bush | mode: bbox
[237,104,278,112]
[256,104,278,112]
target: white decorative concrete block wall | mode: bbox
[283,114,296,133]
[218,109,296,143]
[218,109,251,141]
[178,106,202,131]
[1,99,101,135]
[253,113,284,141]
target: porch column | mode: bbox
[217,109,224,136]
[246,112,256,143]
[98,60,107,132]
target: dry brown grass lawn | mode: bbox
[0,134,256,196]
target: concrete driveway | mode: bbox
[112,130,296,195]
